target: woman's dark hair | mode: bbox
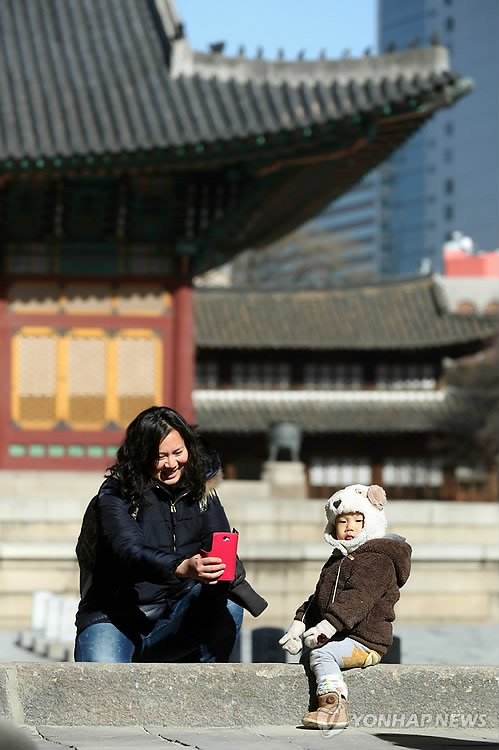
[107,406,208,512]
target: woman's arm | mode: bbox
[98,489,227,586]
[97,491,186,585]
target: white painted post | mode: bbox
[44,594,64,641]
[31,590,53,632]
[59,597,79,644]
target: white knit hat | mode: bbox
[324,483,388,554]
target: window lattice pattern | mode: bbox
[231,362,291,388]
[12,327,162,430]
[383,457,443,487]
[309,457,371,487]
[196,361,219,388]
[375,364,436,389]
[304,363,362,388]
[67,334,107,424]
[118,336,158,425]
[16,333,58,425]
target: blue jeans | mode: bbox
[74,583,243,663]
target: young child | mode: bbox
[279,483,411,730]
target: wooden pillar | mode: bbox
[371,461,382,486]
[442,468,456,501]
[487,465,498,502]
[224,463,237,480]
[172,276,195,424]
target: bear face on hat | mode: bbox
[324,484,388,554]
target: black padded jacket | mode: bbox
[75,475,267,636]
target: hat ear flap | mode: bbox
[324,520,337,542]
[367,484,387,509]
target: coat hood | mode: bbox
[200,440,223,509]
[324,483,388,554]
[351,537,412,588]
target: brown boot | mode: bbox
[302,692,349,730]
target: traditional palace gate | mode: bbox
[0,0,471,469]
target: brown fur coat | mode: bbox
[295,537,411,654]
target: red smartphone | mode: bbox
[200,531,239,581]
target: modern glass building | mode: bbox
[229,171,381,289]
[312,171,380,284]
[379,0,499,276]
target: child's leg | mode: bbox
[301,638,370,729]
[308,637,371,697]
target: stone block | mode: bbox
[403,565,498,594]
[396,592,490,623]
[260,462,307,499]
[0,664,497,728]
[0,669,9,720]
[388,524,499,545]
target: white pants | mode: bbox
[306,637,371,679]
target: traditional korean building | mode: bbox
[194,275,498,501]
[0,0,472,471]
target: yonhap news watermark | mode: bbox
[350,712,488,728]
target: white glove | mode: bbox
[303,619,337,649]
[278,620,306,655]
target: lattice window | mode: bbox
[375,364,436,389]
[196,361,219,387]
[11,327,162,430]
[231,362,291,388]
[383,457,442,487]
[304,363,363,389]
[65,331,108,428]
[117,332,161,425]
[12,329,58,428]
[309,457,371,487]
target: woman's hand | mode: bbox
[175,555,225,584]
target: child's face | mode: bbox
[335,512,364,541]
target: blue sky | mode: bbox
[175,0,377,61]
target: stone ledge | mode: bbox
[0,664,497,728]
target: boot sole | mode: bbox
[301,718,349,730]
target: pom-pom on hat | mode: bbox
[324,484,388,554]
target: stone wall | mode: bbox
[1,663,498,727]
[0,471,497,631]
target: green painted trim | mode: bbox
[47,445,65,457]
[8,444,26,457]
[28,444,45,457]
[68,445,85,457]
[8,443,120,459]
[88,445,105,457]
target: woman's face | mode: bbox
[152,430,189,485]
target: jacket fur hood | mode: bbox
[345,537,412,588]
[201,444,223,509]
[324,483,389,554]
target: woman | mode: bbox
[74,406,267,662]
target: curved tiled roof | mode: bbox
[0,1,474,264]
[0,0,470,164]
[195,276,497,351]
[193,389,470,434]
